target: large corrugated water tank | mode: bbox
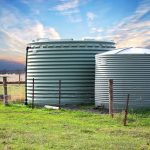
[95,47,150,109]
[26,39,115,105]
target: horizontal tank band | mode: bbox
[27,58,95,62]
[27,91,94,94]
[27,45,114,48]
[27,86,94,89]
[27,94,94,98]
[27,82,94,85]
[28,70,94,73]
[95,101,150,104]
[95,100,150,102]
[27,99,93,103]
[27,66,94,69]
[27,70,95,73]
[28,94,94,99]
[27,85,94,88]
[27,79,94,82]
[28,50,107,54]
[95,93,150,95]
[28,48,114,51]
[27,56,97,59]
[27,46,114,51]
[27,73,95,76]
[27,76,94,80]
[28,46,108,48]
[96,55,150,58]
[28,54,99,58]
[27,63,95,66]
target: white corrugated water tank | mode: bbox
[26,39,115,106]
[95,47,150,109]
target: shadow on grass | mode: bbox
[129,108,150,118]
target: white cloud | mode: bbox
[0,29,26,63]
[21,0,44,4]
[15,22,61,40]
[82,36,102,40]
[0,9,19,29]
[86,11,97,27]
[0,29,25,53]
[103,0,150,48]
[0,9,61,63]
[52,0,82,23]
[87,12,96,21]
[84,0,150,48]
[54,0,80,11]
[91,27,103,33]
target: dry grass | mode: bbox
[0,84,25,102]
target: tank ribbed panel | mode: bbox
[95,54,150,109]
[27,41,115,105]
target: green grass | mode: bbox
[0,104,150,150]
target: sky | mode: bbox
[0,0,150,64]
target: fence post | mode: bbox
[109,79,113,118]
[3,77,8,106]
[32,78,35,109]
[24,46,29,105]
[124,94,130,126]
[19,73,21,84]
[58,80,61,109]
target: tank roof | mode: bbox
[29,38,114,44]
[97,47,150,56]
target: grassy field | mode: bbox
[0,104,150,150]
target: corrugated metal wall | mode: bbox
[95,54,150,109]
[27,40,115,105]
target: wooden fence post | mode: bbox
[19,73,21,84]
[109,79,113,118]
[32,78,35,109]
[3,77,8,106]
[124,94,130,126]
[58,80,61,109]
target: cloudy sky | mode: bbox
[0,0,150,63]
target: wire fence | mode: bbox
[0,74,25,103]
[0,84,25,102]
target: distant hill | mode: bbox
[0,60,25,73]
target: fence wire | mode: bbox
[0,73,25,103]
[0,84,25,103]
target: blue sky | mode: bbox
[0,0,149,63]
